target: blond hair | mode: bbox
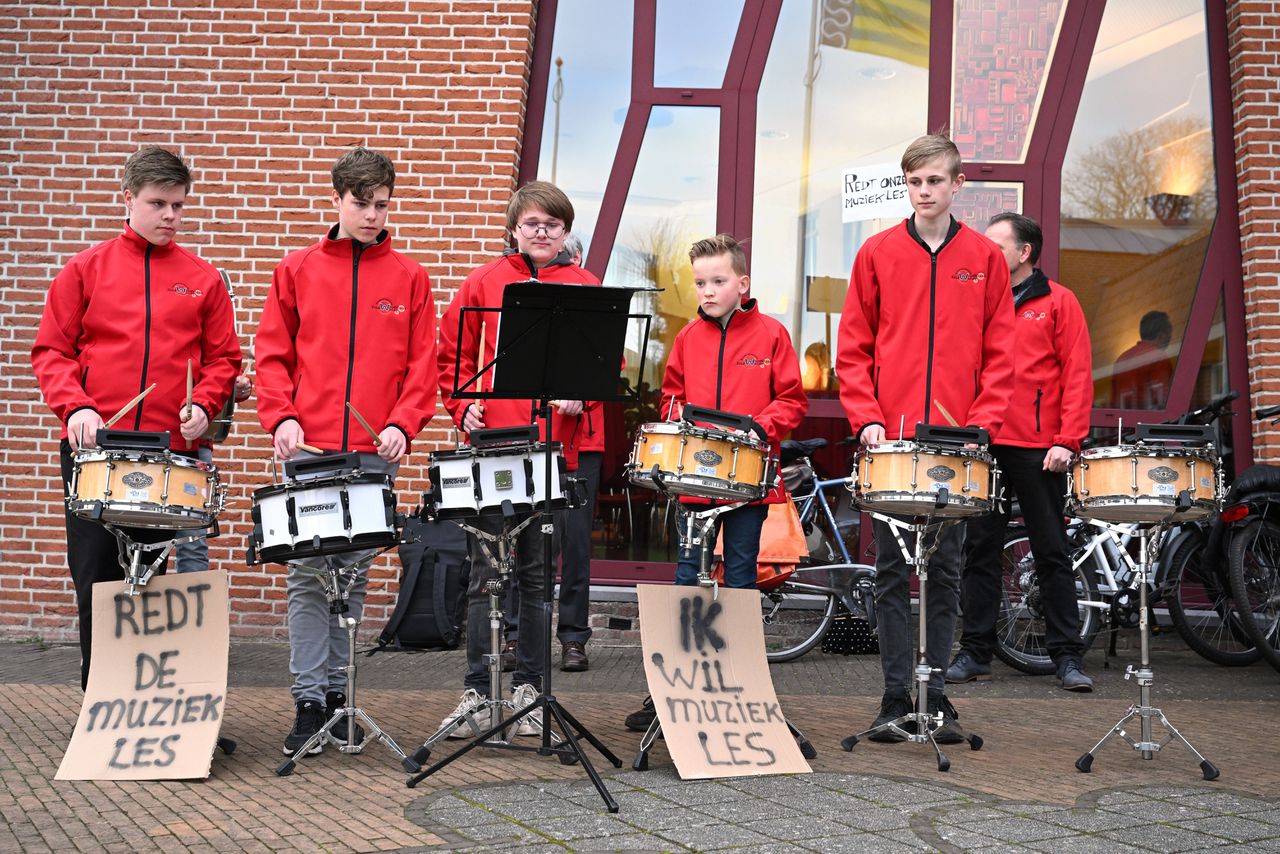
[689,233,747,275]
[901,134,962,178]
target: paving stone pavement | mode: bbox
[1,638,1278,852]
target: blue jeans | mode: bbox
[174,445,215,573]
[674,504,768,588]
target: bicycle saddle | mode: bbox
[781,437,828,463]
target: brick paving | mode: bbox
[1,639,1278,852]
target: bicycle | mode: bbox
[757,437,877,662]
[996,392,1254,673]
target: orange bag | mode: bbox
[710,500,807,590]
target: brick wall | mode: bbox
[0,0,539,642]
[1228,0,1280,462]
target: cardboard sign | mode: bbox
[638,584,811,779]
[841,162,912,223]
[57,570,230,781]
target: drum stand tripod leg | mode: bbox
[1076,526,1218,780]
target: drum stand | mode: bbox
[1076,522,1219,780]
[841,510,983,772]
[408,514,565,754]
[277,556,419,776]
[107,524,214,594]
[632,500,818,771]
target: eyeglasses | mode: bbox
[516,220,565,239]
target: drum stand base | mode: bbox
[841,513,983,772]
[276,563,418,777]
[1075,525,1219,780]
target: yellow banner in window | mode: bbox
[818,0,930,69]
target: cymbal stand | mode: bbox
[277,550,418,776]
[841,509,983,772]
[1075,522,1219,779]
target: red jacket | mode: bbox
[661,300,808,503]
[437,252,601,469]
[837,217,1015,441]
[997,270,1093,452]
[31,226,242,448]
[255,226,439,452]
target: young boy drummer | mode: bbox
[435,180,600,737]
[31,146,242,691]
[836,134,1015,743]
[626,233,807,732]
[255,147,439,755]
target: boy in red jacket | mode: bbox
[625,232,807,732]
[836,134,1015,743]
[255,148,439,755]
[947,212,1095,692]
[31,146,242,692]
[435,181,600,737]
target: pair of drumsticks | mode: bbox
[295,403,382,455]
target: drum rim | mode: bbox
[628,469,767,501]
[859,440,995,463]
[1078,444,1218,461]
[637,420,770,450]
[431,441,563,461]
[73,448,217,473]
[252,472,393,498]
[68,498,215,528]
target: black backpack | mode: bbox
[373,516,470,652]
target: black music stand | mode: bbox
[407,282,652,812]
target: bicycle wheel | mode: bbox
[994,529,1102,675]
[761,570,838,663]
[1226,517,1280,673]
[1165,532,1260,665]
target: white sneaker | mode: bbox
[510,683,544,737]
[442,688,490,739]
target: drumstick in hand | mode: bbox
[934,400,960,428]
[346,401,383,447]
[297,442,324,455]
[104,383,157,428]
[184,359,194,449]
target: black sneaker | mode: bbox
[868,691,915,743]
[283,700,326,756]
[625,696,657,732]
[325,691,365,747]
[926,693,965,745]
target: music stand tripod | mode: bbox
[276,551,420,776]
[407,282,653,812]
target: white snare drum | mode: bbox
[1067,445,1221,523]
[69,448,222,529]
[250,472,398,564]
[626,421,775,502]
[426,442,568,520]
[852,441,999,518]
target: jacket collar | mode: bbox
[906,215,961,255]
[1012,268,1050,309]
[501,247,574,278]
[120,223,177,256]
[322,224,392,258]
[697,297,758,326]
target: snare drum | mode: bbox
[852,441,998,518]
[250,471,399,563]
[69,448,221,529]
[425,442,568,520]
[626,421,775,501]
[1067,445,1220,523]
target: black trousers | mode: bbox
[959,445,1084,665]
[60,440,171,689]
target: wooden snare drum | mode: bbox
[627,421,774,501]
[69,448,221,529]
[1067,445,1220,523]
[852,441,998,518]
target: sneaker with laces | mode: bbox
[443,688,491,738]
[945,651,993,683]
[625,695,657,732]
[868,691,915,743]
[325,690,365,747]
[283,699,326,756]
[1058,657,1094,692]
[510,683,544,737]
[926,693,965,745]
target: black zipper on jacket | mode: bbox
[1034,387,1043,433]
[715,312,735,408]
[136,244,154,430]
[907,217,960,426]
[341,244,363,451]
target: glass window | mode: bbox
[654,0,745,88]
[952,181,1023,228]
[1060,0,1215,411]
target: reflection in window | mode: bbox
[1060,0,1215,410]
[654,0,745,88]
[951,181,1023,228]
[534,0,634,259]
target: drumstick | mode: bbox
[934,399,960,428]
[297,442,324,455]
[104,383,156,428]
[345,401,383,447]
[184,359,194,449]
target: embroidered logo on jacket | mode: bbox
[167,282,203,298]
[372,298,406,315]
[951,268,986,283]
[737,354,771,368]
[1021,310,1047,320]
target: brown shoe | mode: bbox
[501,639,517,672]
[560,641,589,672]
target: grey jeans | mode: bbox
[286,451,398,704]
[174,445,215,574]
[872,516,964,695]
